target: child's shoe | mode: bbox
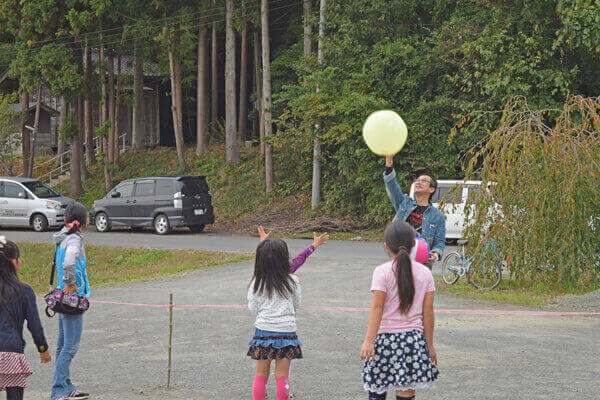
[67,390,90,399]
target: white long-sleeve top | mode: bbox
[248,275,301,332]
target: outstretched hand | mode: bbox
[258,226,273,242]
[312,232,329,248]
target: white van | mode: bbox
[410,180,482,240]
[0,177,74,232]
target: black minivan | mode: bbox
[90,176,215,234]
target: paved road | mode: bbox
[4,228,599,399]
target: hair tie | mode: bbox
[398,246,409,253]
[67,220,80,229]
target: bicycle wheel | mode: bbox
[442,252,461,285]
[468,256,502,289]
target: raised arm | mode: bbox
[289,232,329,273]
[383,155,409,212]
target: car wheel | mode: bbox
[188,224,205,233]
[154,214,171,235]
[95,212,111,232]
[32,214,49,232]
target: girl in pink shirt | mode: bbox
[361,221,439,400]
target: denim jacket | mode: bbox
[383,169,446,257]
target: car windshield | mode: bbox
[179,177,209,197]
[22,181,61,198]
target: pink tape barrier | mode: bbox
[88,300,600,316]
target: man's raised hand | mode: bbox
[258,226,273,242]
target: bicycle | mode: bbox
[442,239,503,289]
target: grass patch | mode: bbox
[287,230,383,241]
[17,242,252,294]
[435,276,595,307]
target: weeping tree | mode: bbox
[457,96,600,291]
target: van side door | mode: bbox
[131,179,156,226]
[105,182,135,226]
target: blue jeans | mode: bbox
[51,314,83,399]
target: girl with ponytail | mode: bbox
[361,221,439,400]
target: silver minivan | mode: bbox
[0,177,74,232]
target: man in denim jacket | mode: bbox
[383,154,446,268]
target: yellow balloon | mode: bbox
[362,110,408,156]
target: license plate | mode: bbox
[194,209,204,215]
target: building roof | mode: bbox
[90,53,162,77]
[8,102,59,116]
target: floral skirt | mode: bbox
[247,328,303,360]
[363,330,439,394]
[0,352,32,390]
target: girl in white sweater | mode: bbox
[247,238,303,400]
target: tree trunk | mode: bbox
[211,12,218,133]
[113,56,122,163]
[311,0,325,209]
[107,51,115,163]
[197,22,209,155]
[253,31,264,153]
[57,96,67,164]
[166,20,188,170]
[238,0,248,144]
[132,40,144,150]
[303,0,312,56]
[27,87,42,177]
[78,97,88,181]
[84,40,96,165]
[20,89,30,177]
[261,0,273,192]
[99,32,107,154]
[225,0,239,164]
[69,102,83,198]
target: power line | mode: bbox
[1,0,295,55]
[0,1,303,70]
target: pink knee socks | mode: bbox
[252,375,268,400]
[276,377,291,400]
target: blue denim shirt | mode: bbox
[383,169,446,257]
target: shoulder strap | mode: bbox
[50,245,57,287]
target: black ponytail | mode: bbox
[0,238,23,303]
[65,202,88,234]
[384,221,416,314]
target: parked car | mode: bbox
[409,180,483,240]
[0,177,74,232]
[90,175,215,235]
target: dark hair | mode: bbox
[65,202,88,234]
[251,238,296,298]
[0,239,23,303]
[419,174,438,202]
[384,221,416,314]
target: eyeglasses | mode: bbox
[414,178,432,185]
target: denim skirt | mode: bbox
[247,328,303,360]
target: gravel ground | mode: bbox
[3,229,598,399]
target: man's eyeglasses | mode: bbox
[414,178,432,185]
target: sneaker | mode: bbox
[67,390,90,399]
[54,397,69,400]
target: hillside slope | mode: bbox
[56,146,360,235]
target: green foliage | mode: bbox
[0,92,19,175]
[461,96,600,291]
[59,113,79,141]
[270,0,600,226]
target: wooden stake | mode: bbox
[167,293,173,388]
